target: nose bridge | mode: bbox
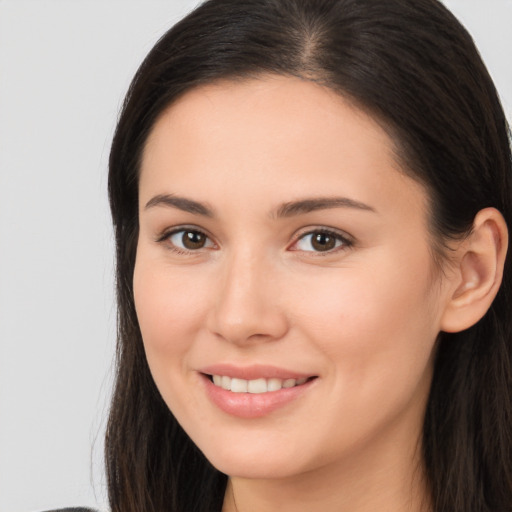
[209,245,287,344]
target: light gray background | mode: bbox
[0,1,510,511]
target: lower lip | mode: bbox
[201,374,315,418]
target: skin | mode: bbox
[134,76,462,512]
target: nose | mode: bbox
[206,249,289,345]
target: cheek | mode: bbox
[287,251,440,386]
[133,256,208,364]
[284,261,439,449]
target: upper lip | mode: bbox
[198,363,316,381]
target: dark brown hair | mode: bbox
[106,1,512,510]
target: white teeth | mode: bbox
[211,375,310,393]
[248,378,267,394]
[267,378,282,392]
[230,378,248,393]
[282,378,296,388]
[221,375,231,391]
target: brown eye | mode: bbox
[311,232,336,251]
[167,229,213,251]
[293,229,351,253]
[182,230,206,249]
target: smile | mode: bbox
[210,375,310,393]
[202,371,317,418]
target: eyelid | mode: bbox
[288,226,354,254]
[155,224,354,255]
[156,225,217,252]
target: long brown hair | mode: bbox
[106,1,512,510]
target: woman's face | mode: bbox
[134,76,453,480]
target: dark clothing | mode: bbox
[43,509,97,512]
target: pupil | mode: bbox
[312,233,335,251]
[183,231,205,249]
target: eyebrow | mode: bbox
[144,193,376,218]
[274,197,376,217]
[145,194,214,217]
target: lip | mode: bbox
[199,365,317,419]
[198,363,313,380]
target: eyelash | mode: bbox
[290,228,353,256]
[156,226,353,256]
[156,226,216,255]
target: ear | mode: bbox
[440,207,508,333]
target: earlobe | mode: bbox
[440,208,508,333]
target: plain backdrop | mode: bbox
[0,1,510,511]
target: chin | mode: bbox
[208,452,303,480]
[191,429,309,479]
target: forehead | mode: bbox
[139,75,427,223]
[142,76,396,170]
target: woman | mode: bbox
[104,0,512,511]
